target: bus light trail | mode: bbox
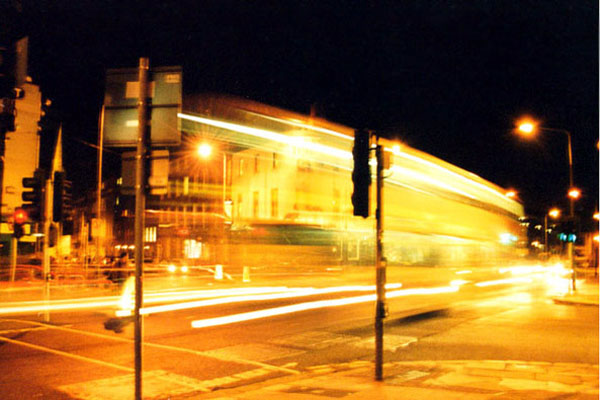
[190,285,459,329]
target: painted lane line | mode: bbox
[1,318,299,375]
[0,335,134,372]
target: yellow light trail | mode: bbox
[117,283,404,317]
[0,286,311,315]
[474,277,533,287]
[191,285,458,329]
[178,113,352,160]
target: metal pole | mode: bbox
[42,178,51,322]
[96,105,105,280]
[565,131,576,291]
[374,140,386,381]
[134,57,150,400]
[10,236,17,282]
[544,214,548,260]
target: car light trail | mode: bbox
[116,283,404,317]
[190,285,457,329]
[0,286,308,315]
[474,277,533,287]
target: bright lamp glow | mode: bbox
[568,188,581,199]
[197,143,212,158]
[548,208,560,219]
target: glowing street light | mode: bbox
[515,117,575,216]
[516,119,537,137]
[197,143,212,158]
[548,208,561,219]
[505,190,517,199]
[567,188,581,200]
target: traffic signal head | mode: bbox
[21,169,44,221]
[352,129,371,218]
[558,218,578,243]
[12,207,27,239]
[53,171,73,223]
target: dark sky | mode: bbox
[10,1,600,220]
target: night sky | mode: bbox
[7,1,599,221]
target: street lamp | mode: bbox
[516,119,577,216]
[516,117,579,290]
[197,143,212,159]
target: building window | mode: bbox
[239,158,245,177]
[272,152,278,169]
[271,188,278,218]
[183,176,189,195]
[254,154,259,173]
[253,191,259,218]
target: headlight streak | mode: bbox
[190,285,458,329]
[0,286,311,315]
[474,277,533,287]
[116,283,405,317]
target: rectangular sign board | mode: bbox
[103,66,182,147]
[121,150,170,195]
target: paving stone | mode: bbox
[464,360,506,370]
[506,363,547,374]
[535,372,582,385]
[465,367,536,380]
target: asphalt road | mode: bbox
[0,267,596,399]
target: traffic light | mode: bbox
[53,171,73,223]
[559,218,578,243]
[352,129,371,218]
[12,207,26,239]
[21,169,44,222]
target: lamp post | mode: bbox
[516,119,579,290]
[545,208,561,259]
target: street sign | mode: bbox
[103,66,182,147]
[121,150,169,195]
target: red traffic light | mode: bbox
[14,207,27,224]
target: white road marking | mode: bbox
[1,317,299,374]
[0,335,134,372]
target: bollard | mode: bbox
[214,264,223,280]
[243,266,251,283]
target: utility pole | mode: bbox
[134,57,150,400]
[96,105,105,279]
[374,137,386,381]
[42,176,52,322]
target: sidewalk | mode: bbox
[552,275,599,306]
[201,359,599,399]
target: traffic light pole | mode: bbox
[42,177,52,322]
[134,57,150,400]
[10,236,17,282]
[374,140,386,381]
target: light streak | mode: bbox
[474,277,533,287]
[191,285,457,329]
[455,270,472,275]
[178,113,352,160]
[244,111,354,141]
[0,286,300,315]
[117,283,404,317]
